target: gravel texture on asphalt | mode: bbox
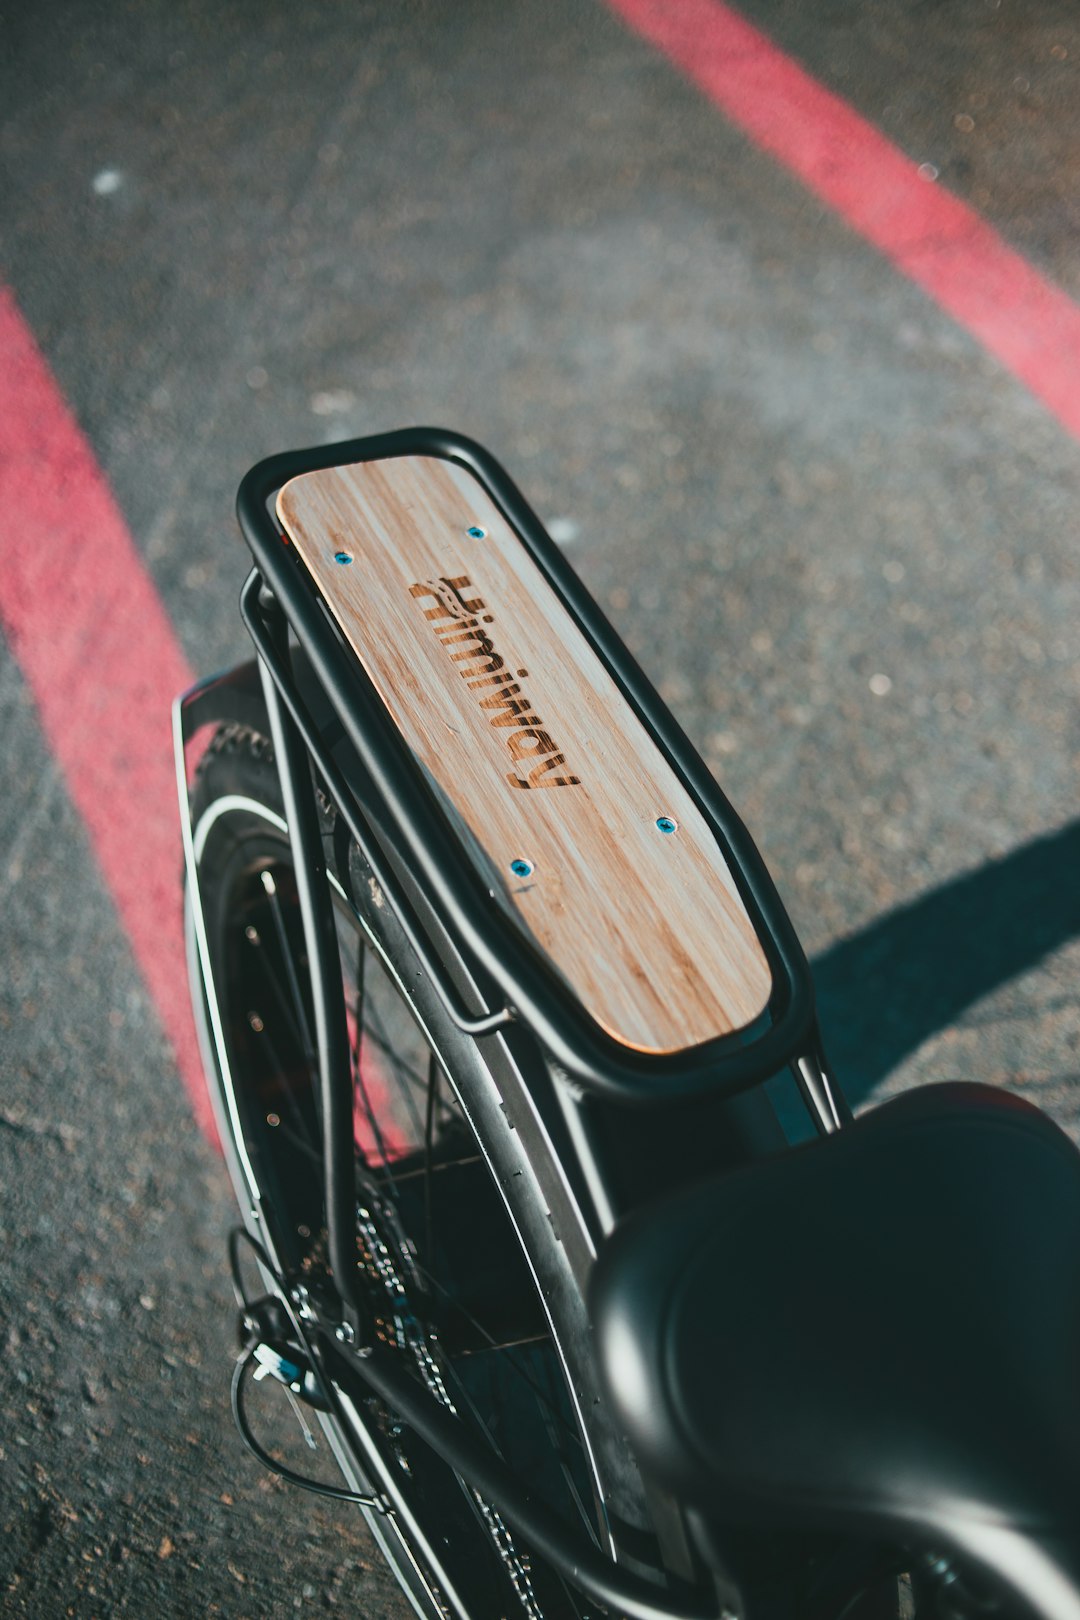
[2,1,1078,1614]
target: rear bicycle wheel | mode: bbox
[186,719,652,1618]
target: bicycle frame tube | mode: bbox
[254,588,364,1325]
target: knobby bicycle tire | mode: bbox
[186,718,657,1619]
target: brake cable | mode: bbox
[227,1226,386,1511]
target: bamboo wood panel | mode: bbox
[277,456,772,1053]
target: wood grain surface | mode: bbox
[277,456,772,1052]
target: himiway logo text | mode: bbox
[409,575,582,792]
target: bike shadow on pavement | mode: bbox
[806,817,1080,1115]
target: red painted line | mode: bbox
[606,0,1080,441]
[0,285,217,1143]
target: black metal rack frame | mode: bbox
[235,425,819,1106]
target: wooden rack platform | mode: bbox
[278,455,772,1054]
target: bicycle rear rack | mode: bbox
[235,427,818,1107]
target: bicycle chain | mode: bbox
[355,1194,546,1620]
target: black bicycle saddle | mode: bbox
[591,1082,1080,1615]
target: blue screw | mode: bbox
[467,525,487,540]
[334,551,353,565]
[656,816,678,835]
[510,858,533,879]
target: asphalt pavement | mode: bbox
[2,1,1078,1615]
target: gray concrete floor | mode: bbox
[2,1,1078,1614]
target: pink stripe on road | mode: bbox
[607,0,1080,441]
[0,285,216,1142]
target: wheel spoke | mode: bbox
[357,1024,430,1097]
[247,1014,321,1168]
[424,1051,439,1267]
[408,1254,587,1459]
[260,868,316,1066]
[349,932,402,1186]
[361,980,428,1143]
